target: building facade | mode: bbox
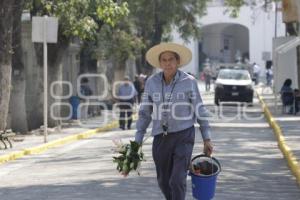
[173,0,285,77]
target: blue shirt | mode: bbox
[135,70,211,143]
[117,83,137,101]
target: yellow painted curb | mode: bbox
[0,114,138,165]
[256,91,300,187]
[0,151,26,164]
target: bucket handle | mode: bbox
[191,154,221,172]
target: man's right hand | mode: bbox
[203,139,213,157]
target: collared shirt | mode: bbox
[253,64,261,74]
[135,70,211,144]
[117,83,137,101]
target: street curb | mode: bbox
[0,114,138,165]
[256,92,300,187]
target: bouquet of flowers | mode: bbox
[112,139,145,176]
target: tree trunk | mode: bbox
[0,1,13,131]
[138,0,164,76]
[152,3,163,47]
[10,0,28,133]
[140,47,153,75]
[26,44,43,130]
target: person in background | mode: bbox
[265,61,273,87]
[253,62,261,85]
[266,67,273,87]
[80,77,93,119]
[280,79,294,114]
[133,74,142,103]
[203,64,212,91]
[130,43,213,200]
[139,73,147,95]
[293,89,300,114]
[117,76,137,130]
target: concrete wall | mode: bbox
[9,21,81,131]
[273,37,298,92]
[62,43,80,96]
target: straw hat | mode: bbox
[145,43,192,68]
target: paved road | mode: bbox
[0,91,299,200]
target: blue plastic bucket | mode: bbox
[190,155,221,200]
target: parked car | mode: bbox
[214,68,254,105]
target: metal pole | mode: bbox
[275,1,278,38]
[43,15,48,143]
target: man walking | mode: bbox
[117,76,137,130]
[203,63,212,91]
[80,77,93,119]
[133,43,213,200]
[253,62,261,85]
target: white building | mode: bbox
[173,0,285,78]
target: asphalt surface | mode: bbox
[0,88,299,200]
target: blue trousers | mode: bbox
[152,126,195,200]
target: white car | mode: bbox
[214,68,254,105]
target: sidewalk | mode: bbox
[257,85,300,186]
[0,110,121,159]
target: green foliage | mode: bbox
[224,0,246,17]
[27,0,129,41]
[97,0,129,27]
[95,19,145,62]
[113,141,145,175]
[223,0,278,17]
[25,0,281,72]
[172,0,209,41]
[127,0,209,45]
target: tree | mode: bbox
[95,21,144,83]
[0,0,14,131]
[9,0,28,133]
[126,0,209,74]
[25,0,129,128]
